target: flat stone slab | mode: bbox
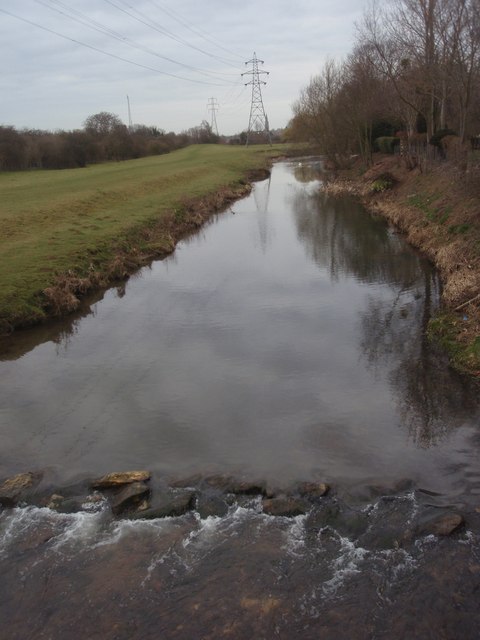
[417,511,464,537]
[202,475,267,496]
[297,482,330,499]
[196,494,229,519]
[0,472,42,507]
[110,482,150,516]
[92,471,151,489]
[131,491,196,520]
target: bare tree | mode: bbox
[359,0,480,142]
[83,112,124,137]
[292,59,353,166]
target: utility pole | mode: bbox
[242,52,271,146]
[207,97,219,136]
[126,95,133,130]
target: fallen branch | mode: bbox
[455,292,480,312]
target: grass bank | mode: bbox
[0,144,283,333]
[323,155,480,377]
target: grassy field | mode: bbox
[0,144,281,331]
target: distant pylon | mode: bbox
[242,52,271,146]
[207,97,219,136]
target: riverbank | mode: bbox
[323,155,480,377]
[0,144,281,334]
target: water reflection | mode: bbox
[1,158,480,640]
[291,181,480,448]
[0,159,479,496]
[292,159,324,183]
[292,190,421,286]
[252,173,272,253]
[361,268,479,447]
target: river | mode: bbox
[0,159,479,639]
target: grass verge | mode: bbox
[0,144,283,333]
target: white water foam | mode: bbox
[283,514,307,558]
[0,504,109,560]
[141,501,274,587]
[92,515,182,549]
[322,535,370,596]
[142,547,192,587]
[0,506,46,557]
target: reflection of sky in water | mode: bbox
[0,161,479,501]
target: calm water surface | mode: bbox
[0,160,479,639]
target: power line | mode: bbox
[34,0,239,82]
[147,0,244,63]
[0,8,232,87]
[103,0,241,67]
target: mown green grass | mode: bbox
[0,144,281,329]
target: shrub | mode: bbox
[371,172,396,193]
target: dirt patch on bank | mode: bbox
[323,155,480,376]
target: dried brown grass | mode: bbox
[326,154,480,374]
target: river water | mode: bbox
[0,159,479,638]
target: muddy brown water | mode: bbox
[1,159,479,639]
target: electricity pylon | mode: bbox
[242,52,271,146]
[207,97,219,136]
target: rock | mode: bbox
[308,502,369,539]
[54,497,87,514]
[262,496,309,517]
[46,494,65,510]
[170,474,203,489]
[91,470,150,489]
[131,490,196,520]
[46,492,105,514]
[0,471,42,507]
[197,475,267,495]
[202,475,237,492]
[229,480,267,496]
[297,482,330,499]
[417,510,464,537]
[110,482,150,516]
[196,494,229,519]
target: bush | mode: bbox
[374,136,400,154]
[371,172,395,193]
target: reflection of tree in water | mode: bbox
[291,184,480,447]
[292,190,422,286]
[292,162,324,184]
[361,265,479,447]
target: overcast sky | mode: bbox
[1,0,366,135]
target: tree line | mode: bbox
[0,112,221,171]
[287,0,480,169]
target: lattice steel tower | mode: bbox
[207,97,219,136]
[242,52,271,145]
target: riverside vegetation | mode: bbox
[322,154,480,377]
[0,144,281,333]
[286,0,480,377]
